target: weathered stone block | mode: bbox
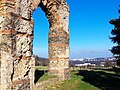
[0,16,4,30]
[0,0,16,13]
[0,15,14,30]
[12,56,34,90]
[0,52,14,90]
[49,46,69,58]
[16,34,33,56]
[0,34,16,54]
[19,0,31,19]
[15,18,33,35]
[49,36,69,44]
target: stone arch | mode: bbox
[39,0,70,79]
[0,0,70,90]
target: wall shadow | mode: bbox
[77,70,120,90]
[34,69,47,84]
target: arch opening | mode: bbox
[32,6,49,58]
[32,6,49,84]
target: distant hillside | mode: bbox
[35,55,49,66]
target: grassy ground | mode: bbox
[45,71,100,90]
[35,66,120,90]
[35,66,48,70]
[45,70,120,90]
[34,66,48,83]
[35,66,57,83]
[37,73,57,82]
[78,69,120,90]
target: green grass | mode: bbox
[45,69,120,90]
[35,66,48,70]
[34,66,57,83]
[59,71,100,90]
[35,66,120,90]
[77,69,120,90]
[46,71,100,90]
[94,69,116,74]
[38,73,57,82]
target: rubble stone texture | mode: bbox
[0,0,70,90]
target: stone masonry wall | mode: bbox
[0,0,36,89]
[0,0,16,89]
[0,0,70,89]
[39,0,70,80]
[12,0,35,89]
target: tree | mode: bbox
[109,5,120,66]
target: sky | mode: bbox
[32,0,120,59]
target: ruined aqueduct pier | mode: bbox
[0,0,70,89]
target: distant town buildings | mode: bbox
[70,57,116,67]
